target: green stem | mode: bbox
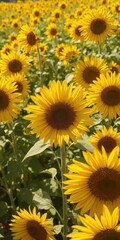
[37,43,43,86]
[60,142,68,240]
[0,166,16,213]
[49,203,63,223]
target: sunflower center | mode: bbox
[58,47,64,55]
[97,136,117,153]
[8,59,22,73]
[55,13,60,18]
[83,66,100,83]
[50,28,57,36]
[90,18,106,35]
[116,5,120,13]
[34,11,40,17]
[0,90,10,110]
[5,48,11,55]
[61,3,66,9]
[111,66,118,74]
[11,36,16,41]
[46,102,76,130]
[93,229,120,240]
[88,167,120,201]
[14,23,18,28]
[27,220,47,240]
[27,32,37,46]
[75,26,82,36]
[15,81,23,93]
[101,86,120,106]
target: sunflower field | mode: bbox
[0,0,120,239]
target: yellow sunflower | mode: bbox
[18,24,38,52]
[10,207,55,240]
[81,8,117,42]
[8,32,17,42]
[8,73,30,99]
[73,56,108,89]
[59,45,80,65]
[67,205,120,239]
[68,19,83,41]
[0,77,22,123]
[109,61,120,75]
[55,43,66,59]
[38,42,48,54]
[0,43,13,56]
[25,80,91,147]
[51,9,62,21]
[45,23,58,39]
[64,146,120,216]
[58,1,67,11]
[87,73,120,119]
[89,126,120,154]
[10,19,21,30]
[0,52,29,76]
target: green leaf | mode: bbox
[0,201,8,217]
[41,168,57,179]
[22,139,50,161]
[41,168,58,192]
[18,189,33,205]
[7,161,21,182]
[76,135,94,152]
[0,234,4,239]
[65,73,73,83]
[54,225,63,234]
[33,189,53,210]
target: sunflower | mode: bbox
[0,77,22,123]
[10,207,55,240]
[11,40,19,50]
[51,9,62,21]
[25,80,91,147]
[81,8,117,42]
[64,18,73,34]
[11,19,21,30]
[89,126,120,154]
[8,73,30,99]
[0,52,29,76]
[18,24,38,52]
[45,23,58,39]
[59,45,80,65]
[64,146,120,216]
[87,73,120,119]
[58,1,67,11]
[109,61,120,75]
[32,8,41,18]
[68,19,83,41]
[0,43,12,56]
[8,33,17,42]
[67,205,120,239]
[73,56,108,89]
[55,43,66,59]
[38,42,48,54]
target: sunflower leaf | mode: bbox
[54,225,63,234]
[22,139,50,161]
[33,188,53,210]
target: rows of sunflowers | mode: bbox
[0,0,120,239]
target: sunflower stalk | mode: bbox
[37,43,43,86]
[60,141,68,240]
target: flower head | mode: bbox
[25,80,91,147]
[64,146,120,216]
[10,207,55,240]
